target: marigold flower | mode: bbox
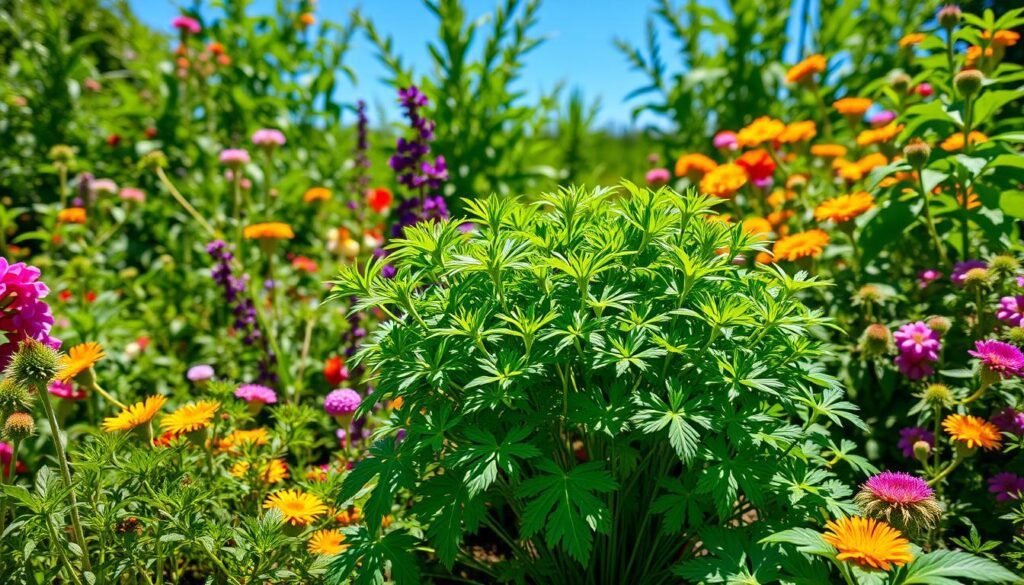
[943,413,1002,451]
[940,131,988,152]
[699,163,748,198]
[855,153,888,176]
[822,516,913,571]
[219,428,270,452]
[57,208,87,224]
[232,458,289,484]
[982,30,1020,47]
[856,123,904,147]
[58,342,105,382]
[814,192,875,223]
[785,54,827,84]
[264,489,327,526]
[303,187,331,203]
[308,529,348,555]
[674,153,718,178]
[735,149,775,182]
[772,229,829,262]
[833,97,873,116]
[102,395,167,432]
[776,120,817,144]
[160,400,220,435]
[243,222,294,240]
[741,217,773,236]
[810,143,848,158]
[898,33,926,48]
[737,117,786,148]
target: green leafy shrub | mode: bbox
[328,184,870,584]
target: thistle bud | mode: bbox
[913,440,932,463]
[923,383,952,405]
[891,72,912,93]
[963,267,990,289]
[0,379,34,420]
[48,144,75,164]
[989,254,1019,278]
[954,70,984,98]
[4,339,61,389]
[861,324,893,357]
[903,138,931,169]
[3,412,35,441]
[938,5,962,29]
[926,316,952,335]
[1007,327,1024,346]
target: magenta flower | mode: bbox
[862,471,933,504]
[997,296,1024,327]
[235,383,278,405]
[1016,275,1024,288]
[219,149,251,167]
[869,110,896,127]
[894,321,941,361]
[713,131,738,150]
[989,473,1024,502]
[90,178,118,195]
[855,471,942,530]
[969,339,1024,378]
[252,128,286,147]
[645,168,671,187]
[118,187,145,203]
[898,426,935,458]
[324,388,361,416]
[48,379,86,401]
[917,269,942,289]
[0,258,61,367]
[951,260,987,286]
[172,16,201,34]
[992,408,1024,435]
[916,83,934,97]
[187,364,215,382]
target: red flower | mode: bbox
[367,187,393,214]
[324,356,349,386]
[136,336,150,351]
[85,291,97,303]
[144,127,158,139]
[291,255,318,273]
[58,290,72,303]
[106,134,121,147]
[736,149,776,182]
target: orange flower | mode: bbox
[741,217,773,237]
[735,149,776,181]
[299,12,316,27]
[966,45,994,66]
[823,516,913,571]
[767,209,795,228]
[785,54,826,84]
[243,222,294,240]
[57,208,87,224]
[772,229,829,261]
[833,97,872,116]
[943,414,1001,451]
[303,187,331,203]
[699,163,748,198]
[940,131,988,152]
[102,395,167,433]
[814,192,875,223]
[856,153,889,175]
[737,117,785,148]
[767,188,795,209]
[810,144,848,159]
[954,187,981,210]
[674,153,718,178]
[898,33,926,48]
[58,342,105,381]
[834,159,863,182]
[982,30,1020,47]
[856,123,904,147]
[777,120,817,144]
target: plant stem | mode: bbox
[916,172,949,267]
[155,167,217,237]
[88,381,126,409]
[961,97,974,258]
[0,438,19,535]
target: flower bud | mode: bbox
[989,254,1019,277]
[891,72,912,93]
[861,324,893,357]
[913,440,932,463]
[1008,327,1024,346]
[925,316,952,335]
[139,150,169,171]
[4,339,61,389]
[963,267,990,289]
[938,5,962,29]
[0,379,34,420]
[954,70,984,98]
[923,383,952,405]
[3,412,35,441]
[903,138,931,169]
[48,144,75,164]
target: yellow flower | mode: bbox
[737,117,786,148]
[218,428,270,452]
[308,529,348,555]
[856,123,904,147]
[898,33,926,48]
[243,222,295,240]
[777,120,817,144]
[231,458,289,484]
[102,395,167,432]
[303,187,331,203]
[814,192,875,223]
[810,144,848,159]
[674,153,718,178]
[741,217,773,237]
[833,97,873,116]
[264,489,327,526]
[822,516,913,571]
[58,342,105,382]
[855,153,889,175]
[699,163,748,198]
[940,131,988,152]
[160,400,220,435]
[943,414,1002,451]
[772,229,829,262]
[785,54,827,84]
[57,208,87,224]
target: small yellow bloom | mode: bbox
[218,428,270,452]
[785,54,827,84]
[160,400,220,435]
[102,395,167,432]
[308,529,347,555]
[303,187,331,203]
[772,229,829,262]
[898,33,926,48]
[58,342,105,382]
[814,192,875,223]
[699,163,748,198]
[833,97,873,116]
[856,123,904,147]
[243,222,295,240]
[57,208,87,224]
[943,414,1001,451]
[777,120,817,144]
[810,144,848,159]
[264,489,327,526]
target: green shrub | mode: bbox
[328,184,870,584]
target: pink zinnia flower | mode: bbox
[48,379,87,401]
[894,321,941,361]
[897,427,934,458]
[918,269,942,289]
[234,383,278,404]
[187,364,215,382]
[645,168,671,187]
[324,388,361,416]
[252,128,286,147]
[219,149,251,166]
[172,16,201,34]
[992,408,1024,435]
[969,339,1024,378]
[90,178,118,195]
[1016,275,1024,288]
[989,473,1024,502]
[868,110,896,127]
[0,258,61,367]
[713,131,738,150]
[997,296,1024,327]
[118,187,145,203]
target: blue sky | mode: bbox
[129,0,810,129]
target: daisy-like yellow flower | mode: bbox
[772,229,829,262]
[741,217,773,237]
[303,187,331,203]
[898,33,926,48]
[231,458,290,484]
[58,342,105,382]
[822,516,913,571]
[940,131,988,152]
[810,143,848,159]
[736,117,786,148]
[855,153,889,176]
[981,29,1020,47]
[102,395,167,432]
[785,54,827,84]
[777,120,817,144]
[814,192,875,223]
[943,414,1002,451]
[218,428,270,452]
[243,222,295,240]
[264,489,328,526]
[699,163,748,198]
[856,123,904,147]
[674,153,718,178]
[160,400,220,435]
[57,208,87,224]
[308,529,348,555]
[833,97,873,116]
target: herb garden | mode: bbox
[2,1,1024,583]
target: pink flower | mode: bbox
[234,383,278,404]
[90,178,118,195]
[713,131,738,150]
[324,388,361,416]
[0,258,61,367]
[219,149,250,166]
[187,364,215,382]
[917,269,942,289]
[48,380,87,401]
[862,471,933,504]
[989,473,1024,502]
[252,129,286,147]
[969,339,1024,378]
[172,16,201,34]
[898,427,934,458]
[916,83,933,97]
[645,168,671,186]
[1016,275,1024,288]
[118,187,145,203]
[997,296,1024,327]
[869,110,896,127]
[894,321,941,361]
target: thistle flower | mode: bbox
[252,128,286,148]
[645,168,671,187]
[118,187,145,203]
[219,149,251,167]
[0,379,32,420]
[171,15,201,34]
[969,339,1024,379]
[186,364,215,383]
[821,516,913,571]
[925,316,952,335]
[235,384,278,412]
[324,388,361,418]
[898,427,934,459]
[988,473,1024,502]
[854,472,942,532]
[0,258,60,368]
[954,70,984,97]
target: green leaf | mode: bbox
[760,528,835,557]
[901,549,1022,584]
[326,527,421,585]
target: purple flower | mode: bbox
[325,388,362,416]
[997,296,1024,327]
[172,16,201,34]
[388,86,447,192]
[0,258,60,367]
[951,260,987,287]
[989,473,1024,502]
[352,100,371,193]
[918,269,942,289]
[969,339,1024,378]
[713,131,738,150]
[645,168,671,186]
[992,408,1024,435]
[187,364,215,382]
[894,321,941,362]
[235,383,278,404]
[219,149,251,167]
[862,471,934,504]
[898,427,935,458]
[869,110,897,127]
[252,128,286,147]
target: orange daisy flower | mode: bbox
[785,54,827,84]
[58,342,105,382]
[777,120,817,144]
[898,33,926,48]
[674,153,718,178]
[308,529,348,555]
[243,222,295,240]
[810,144,848,159]
[822,516,913,571]
[737,117,786,148]
[982,30,1020,47]
[943,414,1001,451]
[814,192,875,223]
[102,395,167,432]
[57,208,87,224]
[699,163,748,198]
[833,97,873,116]
[856,123,904,147]
[303,187,331,203]
[772,229,829,262]
[264,489,327,526]
[160,400,220,435]
[940,131,988,152]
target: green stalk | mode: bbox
[961,96,974,258]
[155,167,217,237]
[916,172,949,267]
[0,438,19,535]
